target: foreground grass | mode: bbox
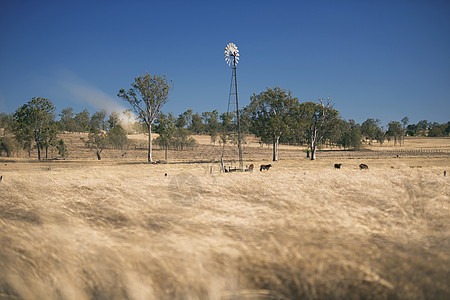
[0,157,449,299]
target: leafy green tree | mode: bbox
[406,123,419,136]
[90,110,107,131]
[375,127,386,146]
[427,122,449,137]
[417,120,428,136]
[0,112,13,129]
[248,87,298,161]
[107,112,121,130]
[361,118,380,144]
[86,130,107,160]
[325,118,347,148]
[202,110,220,145]
[155,112,176,161]
[190,112,204,134]
[401,116,409,144]
[0,136,19,157]
[108,125,128,150]
[118,73,173,162]
[13,97,56,160]
[0,113,16,157]
[297,98,339,160]
[59,107,77,132]
[56,139,68,159]
[220,111,234,136]
[176,109,192,128]
[346,121,362,150]
[173,127,191,151]
[387,121,402,145]
[337,121,351,149]
[428,126,443,137]
[40,121,58,159]
[74,109,90,132]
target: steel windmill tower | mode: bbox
[222,42,243,171]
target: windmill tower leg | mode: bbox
[233,64,244,171]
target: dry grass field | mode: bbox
[0,134,449,299]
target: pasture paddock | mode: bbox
[0,153,449,299]
[11,133,446,163]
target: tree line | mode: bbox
[1,73,449,161]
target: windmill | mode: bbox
[221,43,244,172]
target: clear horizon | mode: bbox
[1,0,449,127]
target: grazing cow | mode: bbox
[334,163,342,169]
[248,164,254,171]
[359,163,369,170]
[0,175,2,182]
[260,164,272,171]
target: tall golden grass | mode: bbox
[0,155,449,299]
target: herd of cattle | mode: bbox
[334,163,369,170]
[256,163,369,172]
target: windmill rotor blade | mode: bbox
[224,42,239,66]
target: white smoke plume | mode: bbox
[57,70,130,116]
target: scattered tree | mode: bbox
[56,139,68,159]
[0,112,13,129]
[108,125,128,150]
[13,97,56,160]
[90,110,107,131]
[375,127,386,146]
[401,116,409,144]
[202,110,220,145]
[361,118,380,145]
[0,136,19,157]
[190,112,204,134]
[107,112,121,130]
[248,87,298,161]
[338,120,362,150]
[387,121,402,145]
[40,121,58,159]
[74,109,90,132]
[86,130,107,160]
[299,98,339,160]
[155,112,176,161]
[176,109,192,129]
[118,73,173,162]
[59,107,77,132]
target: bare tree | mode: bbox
[118,73,173,162]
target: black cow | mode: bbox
[334,163,342,169]
[260,164,272,171]
[359,163,369,170]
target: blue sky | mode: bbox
[1,0,449,126]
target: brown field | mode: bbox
[0,135,449,299]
